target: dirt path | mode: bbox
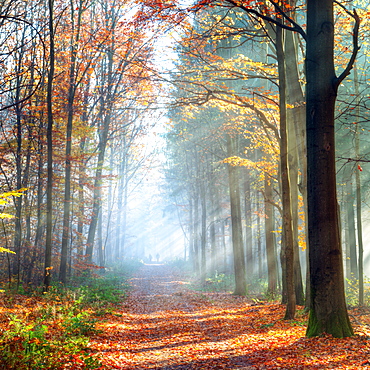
[90,264,369,370]
[92,264,257,369]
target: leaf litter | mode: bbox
[88,264,370,369]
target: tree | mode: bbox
[305,0,359,338]
[44,0,55,291]
[191,0,360,337]
[276,22,295,319]
[59,0,86,284]
[227,134,247,295]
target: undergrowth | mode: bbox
[0,267,135,370]
[191,271,277,301]
[346,276,370,307]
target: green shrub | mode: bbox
[345,276,370,307]
[62,311,100,336]
[0,268,133,369]
[0,313,102,369]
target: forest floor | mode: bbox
[1,264,370,369]
[89,264,370,369]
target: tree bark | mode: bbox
[305,0,354,337]
[276,24,295,320]
[244,169,253,279]
[200,178,207,282]
[193,189,200,275]
[354,65,363,305]
[43,0,55,291]
[60,0,84,283]
[227,135,246,295]
[265,176,277,296]
[343,166,357,279]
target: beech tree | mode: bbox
[305,0,359,337]
[188,0,360,336]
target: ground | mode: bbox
[90,264,370,369]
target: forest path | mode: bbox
[92,264,258,369]
[90,264,368,370]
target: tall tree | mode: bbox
[276,21,295,320]
[44,0,55,291]
[305,1,359,337]
[191,0,360,337]
[227,134,247,295]
[60,0,86,283]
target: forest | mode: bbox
[0,0,370,368]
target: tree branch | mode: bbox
[223,0,307,41]
[334,7,361,88]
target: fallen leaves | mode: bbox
[88,265,370,369]
[1,266,370,369]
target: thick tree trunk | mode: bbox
[305,0,353,337]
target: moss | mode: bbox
[306,308,354,338]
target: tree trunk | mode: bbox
[98,208,105,267]
[265,176,277,296]
[27,124,44,284]
[305,0,354,337]
[115,147,125,261]
[200,178,207,282]
[60,1,84,283]
[344,166,357,279]
[189,197,194,268]
[193,190,200,276]
[226,135,246,296]
[283,9,310,309]
[354,65,363,305]
[276,25,295,320]
[209,178,217,275]
[85,114,110,261]
[356,157,363,305]
[256,194,262,280]
[85,43,113,261]
[44,0,55,291]
[13,84,23,283]
[244,169,253,279]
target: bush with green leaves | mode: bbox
[0,314,102,369]
[0,272,132,369]
[346,276,370,307]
